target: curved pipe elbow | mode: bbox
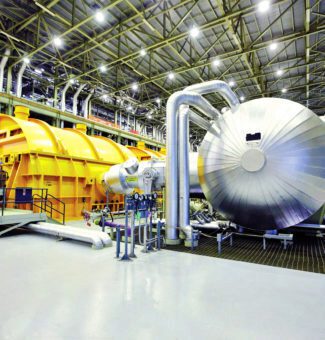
[181,225,192,241]
[185,80,239,111]
[167,91,220,120]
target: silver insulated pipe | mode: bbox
[178,81,239,244]
[16,62,27,98]
[0,48,10,92]
[73,84,86,115]
[166,80,239,245]
[27,222,112,249]
[60,82,70,112]
[165,90,220,244]
[82,91,93,118]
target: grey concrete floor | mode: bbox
[1,232,325,340]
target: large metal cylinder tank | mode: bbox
[198,98,325,230]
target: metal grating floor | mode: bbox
[166,233,325,274]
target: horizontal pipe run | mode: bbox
[189,110,211,130]
[27,222,112,249]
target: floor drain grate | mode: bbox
[166,233,325,274]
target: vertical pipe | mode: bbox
[61,82,70,112]
[73,84,86,115]
[53,86,59,108]
[176,81,238,243]
[0,48,10,92]
[166,91,220,244]
[165,94,179,244]
[16,62,27,98]
[6,65,12,94]
[88,100,92,117]
[82,91,93,118]
[178,105,190,229]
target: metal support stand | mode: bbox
[191,229,199,251]
[116,227,121,258]
[120,210,131,261]
[142,213,149,253]
[217,232,233,255]
[129,210,137,258]
[147,212,154,251]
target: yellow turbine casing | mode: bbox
[0,109,153,220]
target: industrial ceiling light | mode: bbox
[281,88,287,93]
[147,114,152,119]
[23,57,30,64]
[95,10,105,23]
[127,105,133,111]
[228,80,235,87]
[102,94,108,99]
[269,42,278,51]
[53,36,63,47]
[156,98,161,104]
[212,59,221,67]
[35,68,43,74]
[189,26,200,38]
[240,96,245,101]
[99,65,107,72]
[69,78,75,84]
[168,72,175,80]
[258,0,270,13]
[276,69,284,76]
[132,83,138,91]
[140,49,147,56]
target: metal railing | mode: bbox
[0,187,65,225]
[46,193,66,225]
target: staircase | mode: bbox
[33,192,66,225]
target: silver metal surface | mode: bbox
[16,62,26,98]
[123,157,139,175]
[198,97,325,230]
[103,158,165,195]
[189,110,211,130]
[82,91,93,118]
[176,80,238,243]
[178,105,191,239]
[0,48,10,92]
[185,80,239,111]
[60,82,70,112]
[27,222,112,249]
[165,90,221,243]
[189,152,201,194]
[73,84,86,115]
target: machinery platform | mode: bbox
[0,209,47,236]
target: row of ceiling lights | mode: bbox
[21,0,288,109]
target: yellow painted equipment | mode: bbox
[127,141,165,160]
[0,106,163,220]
